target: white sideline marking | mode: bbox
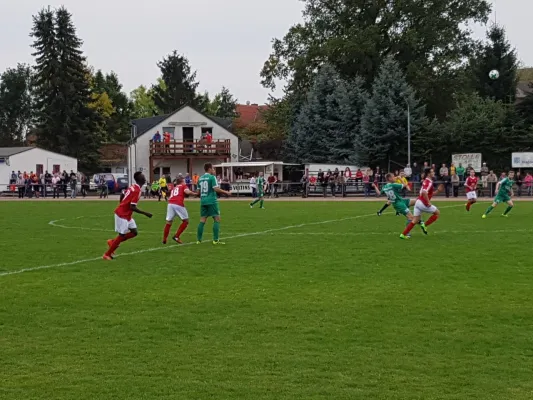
[275,228,533,237]
[3,204,463,277]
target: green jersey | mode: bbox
[497,178,514,196]
[151,182,159,191]
[381,183,405,204]
[256,176,265,194]
[198,173,219,205]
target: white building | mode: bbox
[0,147,78,184]
[128,105,240,183]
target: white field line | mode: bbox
[2,204,462,277]
[275,228,532,237]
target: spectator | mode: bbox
[450,163,456,176]
[524,172,533,196]
[456,163,465,182]
[16,174,25,198]
[192,172,199,191]
[404,164,412,179]
[70,170,77,199]
[10,171,17,184]
[163,131,171,153]
[363,170,371,197]
[355,168,363,190]
[344,167,352,178]
[235,168,243,180]
[52,174,61,199]
[250,174,257,198]
[44,171,52,196]
[515,171,523,196]
[301,174,309,198]
[31,173,40,198]
[330,172,337,196]
[439,163,448,178]
[480,162,489,177]
[185,173,192,190]
[152,131,161,142]
[373,168,383,193]
[333,168,340,178]
[412,162,421,182]
[487,170,497,197]
[442,171,451,198]
[321,171,329,197]
[451,172,459,197]
[267,173,276,197]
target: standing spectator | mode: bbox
[355,168,363,191]
[412,162,421,182]
[480,162,489,190]
[321,171,329,197]
[40,172,46,197]
[329,172,337,197]
[373,168,383,194]
[44,170,52,197]
[515,171,523,196]
[337,173,346,197]
[450,163,456,176]
[439,163,448,178]
[250,174,257,198]
[185,173,192,190]
[152,131,161,142]
[333,168,340,178]
[487,170,497,197]
[301,174,309,198]
[404,164,412,179]
[81,174,90,198]
[363,170,370,197]
[317,169,324,185]
[235,167,243,179]
[163,131,171,153]
[10,171,17,184]
[32,173,40,198]
[456,163,465,182]
[69,170,77,199]
[524,172,533,196]
[16,174,25,198]
[267,173,276,197]
[442,171,451,198]
[451,172,460,197]
[52,174,60,198]
[192,172,199,191]
[61,170,69,198]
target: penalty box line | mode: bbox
[1,204,462,278]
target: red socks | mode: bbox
[175,221,189,238]
[163,223,172,242]
[425,214,439,226]
[105,233,137,256]
[402,222,415,236]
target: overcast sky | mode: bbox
[0,0,529,104]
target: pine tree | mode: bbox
[32,7,101,170]
[470,24,518,103]
[288,64,343,163]
[333,76,368,163]
[152,51,199,113]
[358,57,425,167]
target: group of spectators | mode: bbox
[8,170,87,199]
[151,131,214,154]
[249,173,280,198]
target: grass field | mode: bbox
[1,199,533,400]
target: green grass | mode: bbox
[1,199,533,400]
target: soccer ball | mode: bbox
[489,70,500,80]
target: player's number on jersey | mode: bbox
[123,189,131,200]
[171,187,180,197]
[385,190,396,201]
[200,181,208,195]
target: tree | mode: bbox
[152,51,199,113]
[32,7,101,170]
[470,24,519,103]
[288,64,344,163]
[209,87,238,119]
[130,85,158,118]
[358,57,425,167]
[0,64,33,146]
[261,0,491,118]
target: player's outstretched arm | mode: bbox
[372,183,380,195]
[130,204,152,218]
[214,187,231,197]
[184,188,197,197]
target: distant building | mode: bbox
[234,103,269,130]
[516,81,533,103]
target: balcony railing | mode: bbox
[150,139,231,156]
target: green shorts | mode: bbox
[200,203,220,218]
[494,194,510,204]
[393,199,411,215]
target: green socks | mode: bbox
[251,198,260,206]
[484,205,494,215]
[260,199,264,208]
[213,221,220,241]
[503,206,513,215]
[197,222,205,241]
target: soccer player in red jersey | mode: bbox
[103,172,152,260]
[401,168,440,239]
[162,176,196,244]
[464,169,478,211]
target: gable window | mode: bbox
[53,164,60,173]
[36,164,44,175]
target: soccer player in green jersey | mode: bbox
[250,172,266,209]
[196,163,232,245]
[375,173,427,237]
[482,170,515,218]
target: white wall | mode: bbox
[128,106,239,183]
[2,148,77,183]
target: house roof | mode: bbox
[131,105,235,138]
[517,81,533,96]
[0,147,33,157]
[235,104,269,129]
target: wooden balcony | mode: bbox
[149,139,231,158]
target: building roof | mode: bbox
[0,147,33,157]
[131,105,235,138]
[517,81,533,97]
[234,104,269,129]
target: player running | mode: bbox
[377,173,426,236]
[196,163,232,245]
[464,169,478,211]
[103,172,153,260]
[401,168,440,239]
[482,170,515,218]
[162,177,197,244]
[250,172,266,209]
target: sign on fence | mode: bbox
[451,153,482,172]
[512,153,533,168]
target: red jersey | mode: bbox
[114,184,141,221]
[465,176,478,193]
[168,184,187,207]
[418,178,434,206]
